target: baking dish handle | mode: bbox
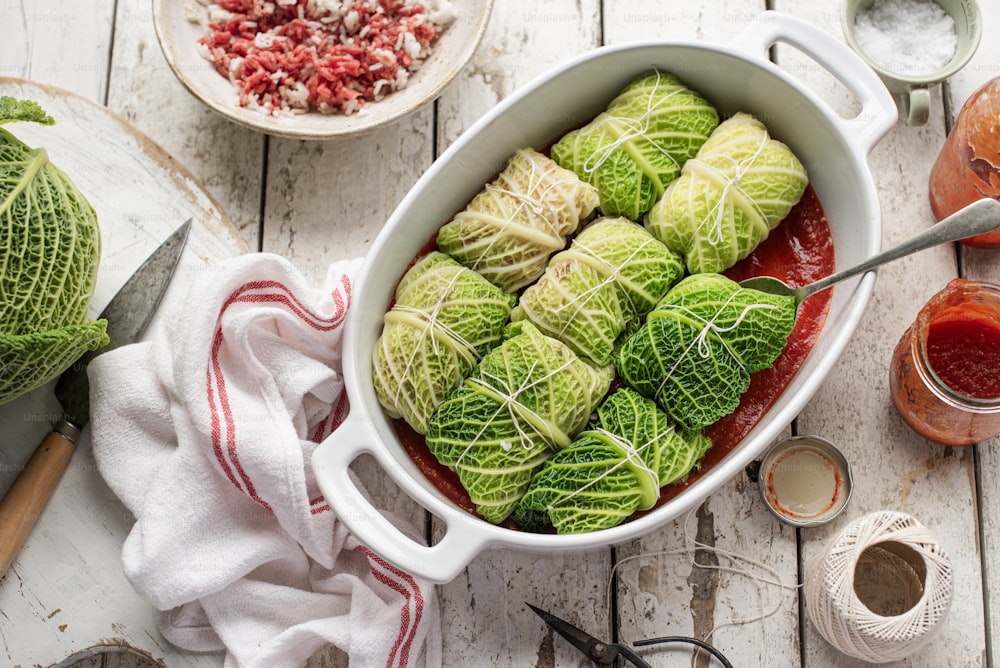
[313,412,490,584]
[729,11,898,155]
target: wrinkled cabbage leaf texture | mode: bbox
[0,97,108,404]
[373,252,515,434]
[551,70,719,220]
[646,112,808,274]
[514,388,712,533]
[425,321,613,524]
[511,217,684,365]
[436,148,599,293]
[617,274,795,432]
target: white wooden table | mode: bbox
[3,1,1000,666]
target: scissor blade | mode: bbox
[525,603,614,665]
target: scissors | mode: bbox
[527,603,734,667]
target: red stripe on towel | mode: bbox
[206,274,353,509]
[358,546,424,668]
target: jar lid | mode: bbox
[758,435,853,527]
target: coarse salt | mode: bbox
[854,0,958,76]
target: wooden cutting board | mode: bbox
[0,78,244,668]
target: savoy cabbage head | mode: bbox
[0,97,108,404]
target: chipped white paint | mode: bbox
[3,0,1000,666]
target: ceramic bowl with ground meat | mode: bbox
[153,0,493,139]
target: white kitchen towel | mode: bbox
[88,252,441,668]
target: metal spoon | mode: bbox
[739,198,1000,307]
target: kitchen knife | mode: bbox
[0,219,192,577]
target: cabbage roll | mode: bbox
[617,273,796,432]
[425,321,613,524]
[514,388,712,534]
[510,217,684,365]
[373,252,515,434]
[646,112,809,274]
[436,148,599,292]
[551,70,719,220]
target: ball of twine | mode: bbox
[804,510,953,664]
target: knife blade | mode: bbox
[0,219,192,576]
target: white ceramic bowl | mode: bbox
[152,0,494,139]
[313,12,897,583]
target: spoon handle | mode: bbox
[802,198,1000,299]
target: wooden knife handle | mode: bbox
[0,422,80,577]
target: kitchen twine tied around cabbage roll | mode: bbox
[654,296,781,396]
[478,153,583,237]
[385,270,481,405]
[803,510,953,663]
[578,70,687,176]
[694,130,771,247]
[539,426,663,512]
[565,233,663,315]
[458,358,578,461]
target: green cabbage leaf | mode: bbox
[551,70,719,220]
[436,148,599,292]
[617,273,796,432]
[510,217,684,365]
[646,112,808,274]
[425,321,613,523]
[513,388,712,534]
[0,97,108,405]
[373,252,515,434]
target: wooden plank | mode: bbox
[599,3,803,667]
[0,0,114,103]
[104,0,263,249]
[776,2,987,666]
[948,1,1000,666]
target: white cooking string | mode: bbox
[521,228,667,359]
[540,424,670,513]
[384,268,482,409]
[606,506,800,666]
[568,230,664,315]
[687,122,772,247]
[651,292,779,400]
[580,71,686,179]
[454,356,577,467]
[461,150,593,281]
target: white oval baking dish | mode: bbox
[313,11,897,583]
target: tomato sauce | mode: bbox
[393,185,835,527]
[926,306,1000,399]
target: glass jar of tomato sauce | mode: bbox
[928,77,1000,248]
[889,278,1000,446]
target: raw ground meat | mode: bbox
[195,0,456,115]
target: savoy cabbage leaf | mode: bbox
[511,217,684,365]
[646,112,808,274]
[0,96,54,126]
[373,252,515,434]
[425,321,613,524]
[616,274,796,432]
[514,388,712,534]
[551,70,719,220]
[436,148,599,292]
